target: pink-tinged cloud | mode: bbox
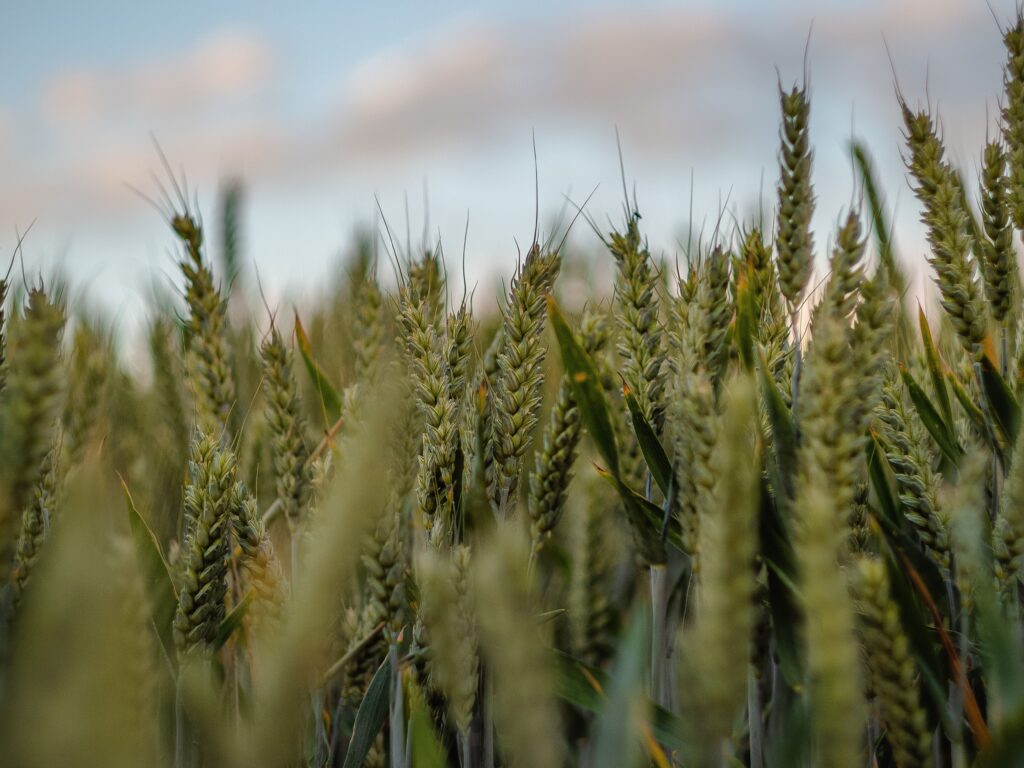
[8,2,1010,231]
[0,111,12,153]
[332,22,516,159]
[325,0,997,165]
[42,29,274,123]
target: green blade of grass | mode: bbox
[407,680,447,768]
[341,655,391,768]
[851,141,905,297]
[552,650,686,752]
[215,590,252,650]
[917,306,955,428]
[978,354,1021,445]
[899,364,963,464]
[593,466,669,564]
[548,296,619,476]
[622,383,673,498]
[735,274,757,372]
[757,346,796,500]
[550,296,668,562]
[592,610,649,768]
[294,310,342,424]
[121,475,178,669]
[866,433,957,736]
[947,371,988,438]
[758,477,803,686]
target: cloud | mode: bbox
[5,2,1011,238]
[332,23,519,159]
[1,29,282,226]
[43,71,104,123]
[0,110,11,153]
[326,0,1000,165]
[328,14,735,163]
[42,29,274,124]
[25,2,1006,189]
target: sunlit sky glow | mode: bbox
[2,0,1017,342]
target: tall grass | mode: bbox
[6,12,1024,768]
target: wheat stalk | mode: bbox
[852,555,932,768]
[489,245,560,512]
[776,82,815,313]
[260,326,312,538]
[901,103,988,357]
[528,309,609,558]
[172,433,236,657]
[678,376,760,761]
[0,287,65,584]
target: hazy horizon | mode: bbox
[3,0,1018,344]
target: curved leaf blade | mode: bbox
[979,354,1020,445]
[121,476,177,667]
[215,590,252,650]
[294,311,342,423]
[552,650,685,752]
[917,307,954,428]
[342,655,391,768]
[622,384,673,498]
[947,371,987,437]
[408,679,447,768]
[594,466,669,564]
[593,611,649,768]
[548,296,620,476]
[734,273,757,372]
[756,347,796,500]
[899,364,963,464]
[758,477,802,686]
[550,297,669,562]
[851,142,905,297]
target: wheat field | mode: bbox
[4,10,1024,768]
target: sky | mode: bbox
[0,0,1017,341]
